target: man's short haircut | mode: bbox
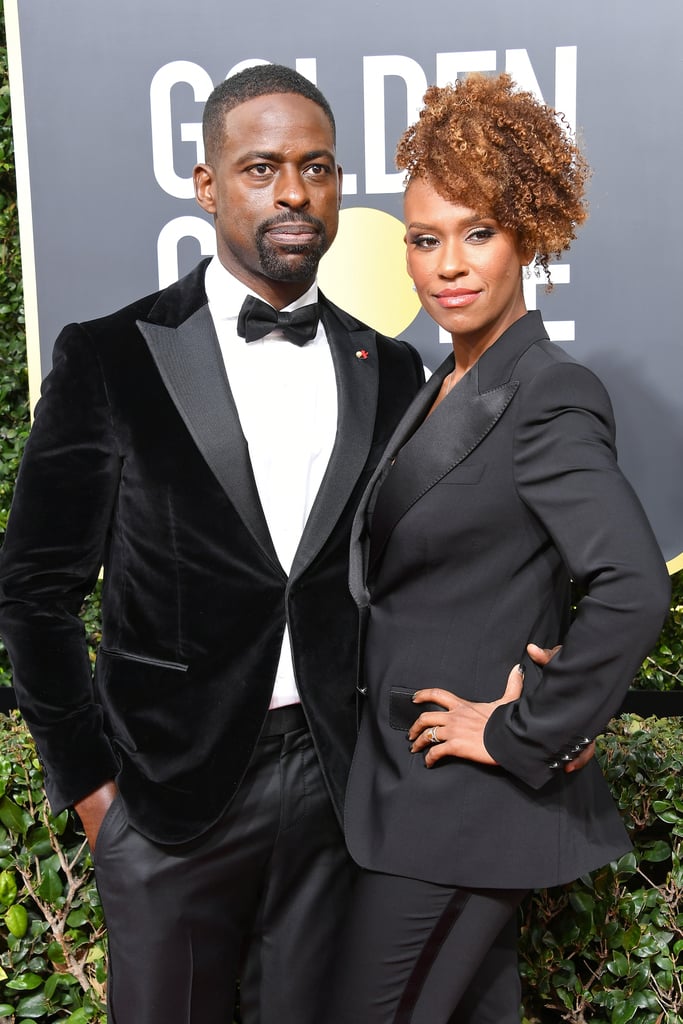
[202,64,336,162]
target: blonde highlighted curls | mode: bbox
[396,73,590,284]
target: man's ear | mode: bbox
[194,164,217,214]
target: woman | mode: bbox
[329,74,671,1024]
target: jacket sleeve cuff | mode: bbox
[483,701,585,791]
[22,707,120,814]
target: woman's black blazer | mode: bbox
[346,311,670,889]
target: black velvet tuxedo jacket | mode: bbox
[0,259,424,844]
[346,311,670,889]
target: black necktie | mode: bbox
[237,294,319,346]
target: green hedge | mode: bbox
[0,715,106,1023]
[0,17,29,690]
[520,715,683,1024]
[634,576,683,692]
[0,28,29,544]
[0,712,681,1023]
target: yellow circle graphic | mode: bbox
[318,206,422,337]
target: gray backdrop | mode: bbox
[6,0,682,567]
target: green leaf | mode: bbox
[614,851,638,876]
[655,968,673,991]
[606,951,629,977]
[15,990,48,1017]
[634,939,662,957]
[37,866,63,903]
[4,902,28,937]
[0,867,17,906]
[46,940,66,964]
[641,839,673,862]
[0,795,32,835]
[654,809,680,824]
[49,810,69,836]
[65,1010,94,1024]
[26,826,53,858]
[65,908,88,927]
[611,996,638,1024]
[622,923,641,950]
[6,971,42,990]
[568,890,595,914]
[629,960,651,990]
[43,972,60,999]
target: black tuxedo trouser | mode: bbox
[93,710,354,1024]
[327,872,527,1024]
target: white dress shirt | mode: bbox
[204,256,338,708]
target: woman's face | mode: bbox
[404,178,529,351]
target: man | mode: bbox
[0,64,423,1022]
[0,64,584,1023]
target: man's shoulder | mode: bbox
[76,259,209,338]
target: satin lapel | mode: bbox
[137,305,281,571]
[368,360,519,571]
[289,299,379,582]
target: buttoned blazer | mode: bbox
[0,259,424,843]
[345,311,670,889]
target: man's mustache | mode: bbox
[257,212,326,235]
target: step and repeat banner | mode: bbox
[5,0,682,569]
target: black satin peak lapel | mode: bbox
[369,365,519,571]
[138,305,281,570]
[288,301,379,581]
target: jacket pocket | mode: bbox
[98,647,188,672]
[389,686,446,731]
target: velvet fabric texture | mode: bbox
[0,259,424,843]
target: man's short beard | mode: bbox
[255,215,329,282]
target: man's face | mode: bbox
[194,92,343,307]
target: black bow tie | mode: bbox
[237,294,319,346]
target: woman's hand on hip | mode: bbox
[409,664,524,767]
[409,643,595,771]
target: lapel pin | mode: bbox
[355,349,369,360]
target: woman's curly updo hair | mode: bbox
[396,72,590,282]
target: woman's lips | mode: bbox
[434,289,480,308]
